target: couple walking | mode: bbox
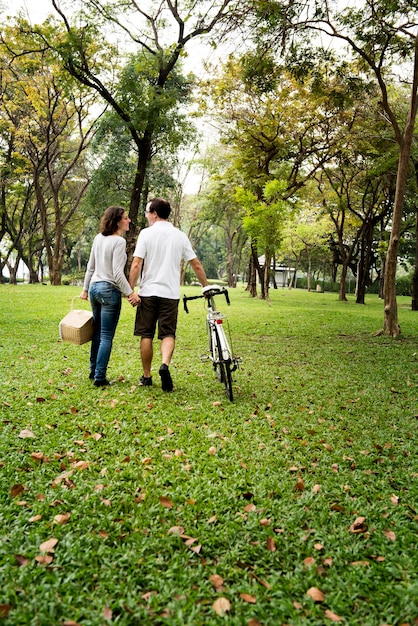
[80,198,209,390]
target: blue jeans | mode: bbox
[89,282,122,381]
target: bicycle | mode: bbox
[183,286,240,401]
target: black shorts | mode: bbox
[134,296,179,340]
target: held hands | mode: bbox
[128,292,140,307]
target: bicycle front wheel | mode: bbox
[219,359,233,402]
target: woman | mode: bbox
[80,206,140,386]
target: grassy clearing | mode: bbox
[0,284,417,626]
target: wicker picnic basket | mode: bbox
[59,296,94,345]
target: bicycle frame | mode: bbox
[183,287,239,401]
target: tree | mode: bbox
[0,20,98,285]
[196,148,248,287]
[0,19,98,284]
[40,0,246,264]
[236,179,290,300]
[280,206,331,292]
[200,54,378,296]
[253,0,418,335]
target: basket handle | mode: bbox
[70,295,90,311]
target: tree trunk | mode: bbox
[262,253,271,301]
[356,221,374,305]
[383,36,418,335]
[125,142,152,269]
[307,250,312,291]
[246,243,257,297]
[412,204,418,310]
[339,263,348,301]
[383,138,413,335]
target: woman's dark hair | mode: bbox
[148,197,171,220]
[100,206,126,236]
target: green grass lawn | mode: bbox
[0,284,417,626]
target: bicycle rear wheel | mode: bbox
[220,359,233,401]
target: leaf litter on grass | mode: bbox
[1,285,417,625]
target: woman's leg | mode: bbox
[89,284,101,378]
[93,283,121,382]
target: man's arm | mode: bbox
[129,256,143,290]
[189,257,209,287]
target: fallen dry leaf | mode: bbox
[244,503,256,513]
[306,587,325,602]
[29,515,42,523]
[30,452,45,462]
[240,593,256,604]
[167,526,184,536]
[18,429,35,438]
[10,484,25,498]
[208,446,217,455]
[209,574,224,589]
[0,605,12,618]
[189,544,202,554]
[72,460,89,470]
[295,477,305,491]
[212,597,231,616]
[348,516,367,533]
[325,609,343,622]
[384,530,396,541]
[160,496,173,509]
[35,555,53,565]
[54,513,70,525]
[304,557,316,567]
[266,537,276,552]
[312,484,321,493]
[102,606,112,620]
[39,538,58,553]
[15,555,30,567]
[390,494,399,505]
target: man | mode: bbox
[129,197,209,392]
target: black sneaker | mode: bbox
[94,378,111,387]
[139,375,152,386]
[89,372,94,380]
[159,364,173,392]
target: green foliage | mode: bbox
[1,284,417,624]
[237,179,289,253]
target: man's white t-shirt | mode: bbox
[133,221,197,299]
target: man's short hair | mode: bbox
[148,198,171,220]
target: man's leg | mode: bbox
[161,336,175,366]
[158,299,178,392]
[140,337,153,378]
[159,336,175,392]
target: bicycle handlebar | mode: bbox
[183,287,230,314]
